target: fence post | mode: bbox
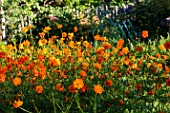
[0,0,5,40]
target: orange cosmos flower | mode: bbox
[22,27,29,33]
[165,66,169,73]
[135,46,143,52]
[105,79,112,87]
[39,32,45,38]
[161,55,168,60]
[38,39,47,46]
[166,78,170,86]
[58,24,63,29]
[121,47,129,54]
[36,85,43,94]
[118,99,124,106]
[155,53,161,58]
[62,32,67,38]
[164,41,170,49]
[0,51,6,59]
[13,77,22,86]
[44,26,51,31]
[74,26,78,32]
[0,74,6,83]
[93,63,102,70]
[96,47,104,54]
[158,45,166,51]
[23,40,30,47]
[94,34,101,40]
[136,83,142,91]
[116,39,124,49]
[157,63,163,70]
[148,89,155,95]
[142,30,148,38]
[56,83,64,92]
[68,41,75,48]
[13,99,23,108]
[27,25,34,29]
[68,33,74,40]
[68,84,78,93]
[94,84,103,94]
[80,70,87,78]
[156,83,162,90]
[80,85,87,93]
[73,78,84,89]
[102,42,112,50]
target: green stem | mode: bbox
[52,92,57,113]
[19,107,32,113]
[75,93,84,113]
[93,93,97,113]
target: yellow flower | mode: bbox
[22,27,29,33]
[158,45,166,51]
[73,78,84,89]
[58,24,63,29]
[13,99,23,108]
[27,25,34,29]
[44,26,51,31]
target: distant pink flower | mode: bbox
[49,15,59,21]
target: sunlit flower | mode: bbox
[23,40,30,47]
[158,45,166,51]
[27,25,34,29]
[73,78,84,89]
[13,99,23,108]
[93,63,102,70]
[22,27,29,33]
[13,77,22,86]
[94,84,103,94]
[68,33,74,40]
[36,85,43,94]
[121,47,129,54]
[44,26,51,31]
[142,30,148,38]
[68,41,75,48]
[38,39,47,46]
[39,32,45,38]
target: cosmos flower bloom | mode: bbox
[142,30,148,38]
[94,84,103,94]
[13,99,23,108]
[13,77,22,86]
[36,85,43,94]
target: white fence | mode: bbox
[0,0,138,40]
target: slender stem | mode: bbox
[52,92,57,113]
[93,93,97,113]
[19,107,32,113]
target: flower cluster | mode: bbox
[0,26,170,113]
